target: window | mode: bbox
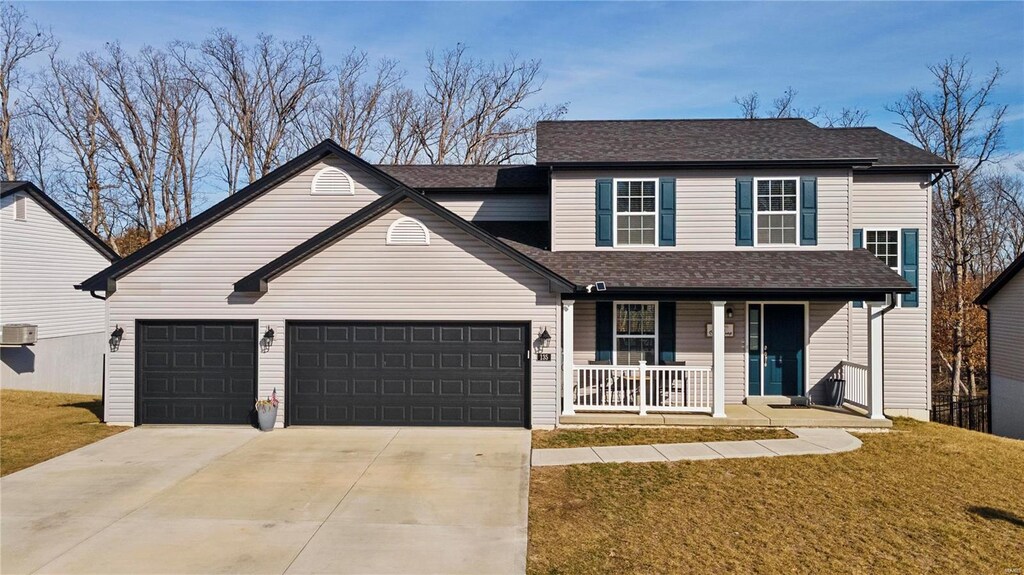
[13,194,26,221]
[865,230,899,271]
[614,302,656,365]
[615,179,656,246]
[755,178,798,245]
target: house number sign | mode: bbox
[705,323,735,338]
[536,353,553,361]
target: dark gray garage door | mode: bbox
[136,321,257,424]
[287,321,529,427]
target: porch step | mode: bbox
[745,395,809,407]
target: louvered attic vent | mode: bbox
[386,217,430,246]
[310,166,354,195]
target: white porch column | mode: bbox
[561,300,575,416]
[866,303,886,420]
[711,301,727,418]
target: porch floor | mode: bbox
[558,404,893,429]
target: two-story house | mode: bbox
[76,118,952,428]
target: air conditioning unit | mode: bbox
[1,324,37,345]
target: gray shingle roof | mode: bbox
[376,165,547,191]
[498,241,913,296]
[535,119,953,169]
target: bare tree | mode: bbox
[378,87,424,164]
[733,86,866,127]
[821,108,869,128]
[298,51,403,156]
[173,30,327,191]
[888,56,1006,399]
[734,92,760,119]
[414,44,565,164]
[1,3,56,180]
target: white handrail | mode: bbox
[570,363,714,414]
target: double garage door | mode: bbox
[136,320,529,427]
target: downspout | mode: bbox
[981,303,992,432]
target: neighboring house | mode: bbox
[75,119,952,428]
[975,251,1024,439]
[1,181,119,394]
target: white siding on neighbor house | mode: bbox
[550,169,850,251]
[429,193,548,221]
[987,270,1024,439]
[0,193,109,340]
[850,173,931,413]
[105,172,560,425]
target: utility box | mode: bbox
[1,324,38,345]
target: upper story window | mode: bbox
[615,179,657,246]
[614,302,657,365]
[865,230,899,271]
[755,178,798,245]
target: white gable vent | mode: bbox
[387,217,430,246]
[311,166,354,195]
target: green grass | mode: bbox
[1,389,126,476]
[528,419,1024,574]
[532,426,793,449]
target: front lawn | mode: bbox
[532,426,793,449]
[0,389,126,476]
[529,419,1024,574]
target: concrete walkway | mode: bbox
[531,427,863,466]
[2,426,530,575]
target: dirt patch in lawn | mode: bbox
[1,389,126,476]
[532,426,793,449]
[528,419,1024,574]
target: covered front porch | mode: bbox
[559,297,895,428]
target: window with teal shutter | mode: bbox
[901,228,919,307]
[659,178,676,246]
[735,177,753,246]
[595,179,613,246]
[800,177,817,246]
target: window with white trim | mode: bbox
[755,178,798,245]
[615,179,657,246]
[865,230,899,270]
[614,302,657,365]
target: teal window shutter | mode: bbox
[735,177,753,246]
[853,228,864,308]
[595,179,613,246]
[659,178,676,246]
[595,301,613,362]
[901,228,919,307]
[800,177,817,246]
[658,302,676,364]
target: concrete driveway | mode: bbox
[1,426,530,574]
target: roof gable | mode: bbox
[1,181,119,262]
[234,188,573,294]
[976,251,1024,305]
[76,140,408,293]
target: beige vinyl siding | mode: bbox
[849,173,931,412]
[572,300,596,364]
[0,193,109,339]
[988,271,1024,438]
[806,302,849,401]
[550,169,849,251]
[105,164,559,425]
[429,193,548,221]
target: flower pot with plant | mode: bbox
[255,388,279,431]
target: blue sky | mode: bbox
[18,1,1024,161]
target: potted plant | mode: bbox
[255,388,279,431]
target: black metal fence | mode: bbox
[930,396,989,433]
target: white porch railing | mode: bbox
[570,361,714,414]
[826,360,869,409]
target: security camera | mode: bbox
[585,284,595,293]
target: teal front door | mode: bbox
[762,304,804,396]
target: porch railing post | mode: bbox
[638,360,647,415]
[867,302,885,420]
[561,300,575,416]
[711,301,727,418]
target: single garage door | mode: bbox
[287,321,529,427]
[136,320,257,424]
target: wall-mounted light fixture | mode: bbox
[260,327,275,353]
[538,327,551,347]
[726,307,734,319]
[109,325,124,352]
